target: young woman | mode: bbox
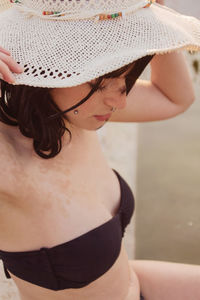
[0,0,200,300]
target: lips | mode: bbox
[94,113,112,121]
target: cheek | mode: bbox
[51,84,94,112]
[66,98,96,121]
[74,96,98,116]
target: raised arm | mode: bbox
[109,0,195,123]
[109,51,195,123]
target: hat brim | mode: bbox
[0,3,200,88]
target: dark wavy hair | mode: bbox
[0,55,154,159]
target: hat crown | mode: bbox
[14,0,147,15]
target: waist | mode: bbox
[11,244,140,300]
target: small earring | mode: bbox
[74,110,79,115]
[111,107,116,112]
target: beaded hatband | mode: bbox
[9,0,156,21]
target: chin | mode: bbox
[84,124,105,131]
[96,124,105,130]
[67,118,107,131]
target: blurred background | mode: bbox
[135,0,200,265]
[0,0,200,299]
[135,49,200,264]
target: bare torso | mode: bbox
[0,122,140,300]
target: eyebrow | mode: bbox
[119,71,131,79]
[119,63,136,78]
[120,74,128,78]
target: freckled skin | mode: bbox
[0,71,136,300]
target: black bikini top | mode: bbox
[0,169,135,291]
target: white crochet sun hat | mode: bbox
[0,0,200,88]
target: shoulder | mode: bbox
[0,122,22,198]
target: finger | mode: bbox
[0,52,24,73]
[156,0,165,5]
[0,46,11,56]
[0,60,16,83]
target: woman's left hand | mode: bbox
[155,0,165,5]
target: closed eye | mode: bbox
[120,87,127,95]
[89,82,127,94]
[98,85,106,91]
[98,85,127,95]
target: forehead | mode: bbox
[105,62,136,80]
[119,67,133,78]
[88,62,135,85]
[114,61,136,78]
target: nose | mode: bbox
[103,84,127,110]
[105,96,126,111]
[103,92,126,110]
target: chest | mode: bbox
[0,131,121,251]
